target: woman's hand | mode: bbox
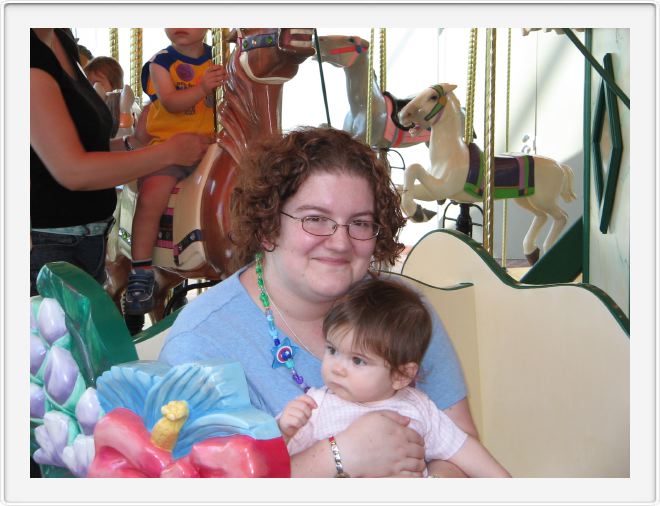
[164,133,214,167]
[336,411,426,477]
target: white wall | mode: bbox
[587,29,630,315]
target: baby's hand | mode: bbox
[200,64,227,95]
[277,394,317,440]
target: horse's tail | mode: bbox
[560,163,577,202]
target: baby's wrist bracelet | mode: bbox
[122,135,134,151]
[328,435,350,478]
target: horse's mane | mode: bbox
[217,48,264,162]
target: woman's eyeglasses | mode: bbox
[281,212,380,240]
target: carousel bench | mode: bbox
[398,229,630,477]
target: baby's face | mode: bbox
[321,329,398,404]
[165,28,208,47]
[85,70,113,95]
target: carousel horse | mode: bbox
[105,28,315,328]
[315,35,431,150]
[398,83,576,264]
[95,84,140,309]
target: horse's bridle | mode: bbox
[238,29,279,52]
[326,36,365,67]
[236,29,291,85]
[423,84,448,124]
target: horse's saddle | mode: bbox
[110,145,222,272]
[383,91,431,148]
[463,143,536,199]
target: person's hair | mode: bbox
[84,56,124,91]
[229,126,406,270]
[322,278,432,377]
[77,44,94,67]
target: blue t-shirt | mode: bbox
[159,266,467,417]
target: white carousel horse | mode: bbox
[398,83,576,263]
[315,35,431,150]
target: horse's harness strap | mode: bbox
[240,32,278,52]
[424,85,448,123]
[173,229,203,266]
[327,40,363,67]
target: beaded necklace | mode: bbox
[256,252,310,392]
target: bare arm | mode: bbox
[290,411,426,477]
[446,435,511,477]
[443,398,479,438]
[424,398,479,478]
[150,63,226,114]
[31,68,212,191]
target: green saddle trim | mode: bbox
[463,145,536,200]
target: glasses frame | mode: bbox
[280,211,380,241]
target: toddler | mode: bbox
[278,278,511,478]
[84,56,124,94]
[125,28,226,314]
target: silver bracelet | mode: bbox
[328,435,350,478]
[122,135,134,151]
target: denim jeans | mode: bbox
[30,231,108,296]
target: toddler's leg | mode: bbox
[125,174,177,315]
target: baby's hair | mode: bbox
[322,278,432,378]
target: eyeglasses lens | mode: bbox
[301,217,378,240]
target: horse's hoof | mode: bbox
[409,204,437,223]
[525,247,540,266]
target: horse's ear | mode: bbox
[441,83,457,93]
[227,29,237,43]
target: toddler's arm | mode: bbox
[150,63,227,114]
[277,394,317,443]
[442,435,511,477]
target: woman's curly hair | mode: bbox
[230,126,406,270]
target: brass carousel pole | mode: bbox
[211,28,230,134]
[109,28,119,61]
[365,28,375,148]
[501,28,512,269]
[377,28,391,168]
[130,28,143,108]
[482,28,497,256]
[464,29,478,145]
[379,28,387,94]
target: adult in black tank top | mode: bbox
[29,28,213,294]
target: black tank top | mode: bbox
[30,29,117,228]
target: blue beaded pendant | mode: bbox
[271,337,299,369]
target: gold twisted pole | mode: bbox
[464,28,478,144]
[211,28,229,134]
[109,28,119,61]
[379,28,387,93]
[130,28,143,107]
[482,28,497,255]
[501,28,512,268]
[365,28,375,147]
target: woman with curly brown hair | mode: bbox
[159,126,476,477]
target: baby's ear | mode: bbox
[392,362,419,390]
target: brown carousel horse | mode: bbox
[105,28,315,331]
